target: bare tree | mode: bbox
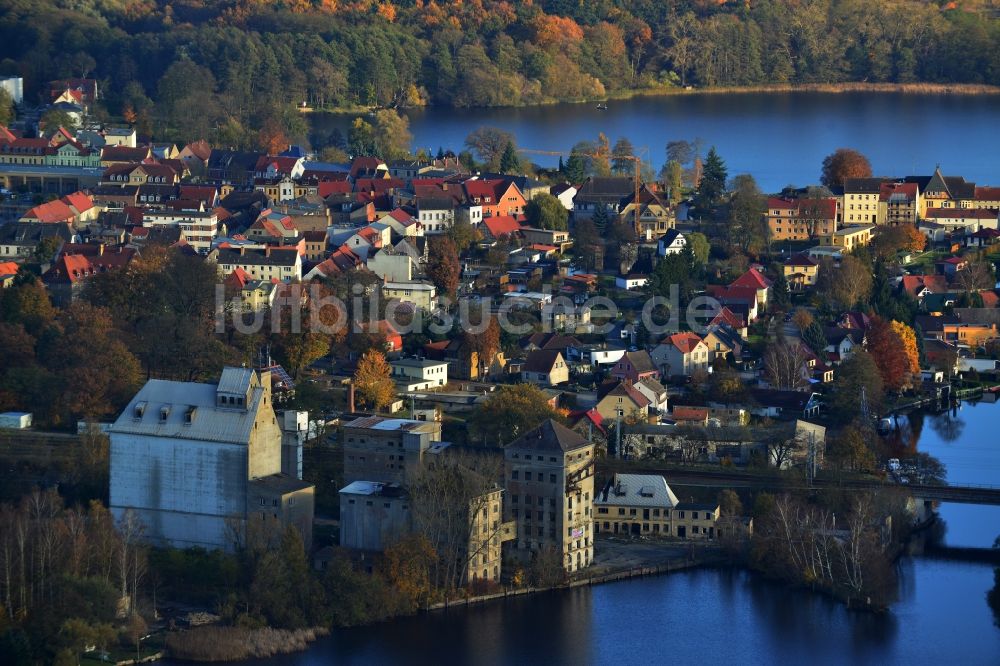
[955,261,995,294]
[408,451,506,590]
[763,341,810,390]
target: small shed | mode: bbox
[0,412,32,429]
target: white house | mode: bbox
[658,229,686,256]
[615,274,649,290]
[367,247,414,282]
[391,358,449,391]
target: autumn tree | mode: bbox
[353,349,395,412]
[426,236,460,299]
[890,320,921,377]
[866,316,912,392]
[524,193,568,231]
[380,534,436,610]
[471,384,564,445]
[792,308,814,333]
[829,421,876,473]
[372,109,412,161]
[463,316,501,378]
[820,148,873,189]
[258,117,289,154]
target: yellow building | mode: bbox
[828,224,874,250]
[594,473,722,540]
[382,280,438,311]
[783,253,820,290]
[842,178,884,225]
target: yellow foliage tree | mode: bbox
[354,349,395,412]
[890,319,921,376]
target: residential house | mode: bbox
[615,274,648,290]
[748,388,821,419]
[824,327,864,363]
[223,268,278,312]
[573,177,635,218]
[783,253,819,290]
[924,208,998,233]
[632,378,669,415]
[701,324,744,363]
[595,380,651,422]
[416,197,455,234]
[481,215,522,243]
[390,358,449,391]
[651,332,710,377]
[657,229,686,256]
[521,349,570,386]
[382,280,437,311]
[617,185,674,240]
[213,247,302,282]
[503,419,595,573]
[610,350,659,383]
[423,337,506,381]
[829,224,874,250]
[730,267,772,311]
[367,246,414,282]
[42,243,136,306]
[594,474,679,538]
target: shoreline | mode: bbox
[307,81,1000,118]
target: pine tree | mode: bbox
[591,203,610,233]
[611,137,635,175]
[564,153,586,183]
[696,147,727,209]
[499,141,521,174]
[436,146,445,160]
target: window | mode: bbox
[525,472,532,481]
[550,474,556,483]
[511,470,519,480]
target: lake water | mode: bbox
[311,92,1000,191]
[905,400,1000,548]
[188,401,1000,666]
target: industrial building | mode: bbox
[109,367,314,550]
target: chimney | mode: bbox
[239,246,246,256]
[348,382,356,413]
[265,246,272,257]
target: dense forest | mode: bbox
[3,1,1000,146]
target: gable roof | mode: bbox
[665,331,704,354]
[507,419,589,453]
[522,349,564,374]
[731,267,773,290]
[483,215,522,238]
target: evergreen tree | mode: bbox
[564,153,586,183]
[436,146,445,160]
[771,271,791,311]
[558,155,564,172]
[696,147,727,210]
[591,203,609,233]
[802,321,828,360]
[611,137,635,175]
[499,141,521,174]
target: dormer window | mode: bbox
[159,406,170,422]
[134,401,146,419]
[184,406,197,424]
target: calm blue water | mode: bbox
[910,400,1000,548]
[311,92,1000,191]
[224,560,998,666]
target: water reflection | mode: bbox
[930,412,965,443]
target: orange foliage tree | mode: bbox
[890,320,921,376]
[866,316,912,391]
[353,349,395,411]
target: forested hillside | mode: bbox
[2,1,1000,144]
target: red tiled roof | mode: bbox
[901,274,950,298]
[731,266,773,290]
[24,200,75,224]
[710,307,746,330]
[974,186,1000,201]
[62,191,93,214]
[0,261,19,276]
[484,215,522,238]
[672,406,708,422]
[879,182,919,201]
[319,180,352,198]
[667,331,703,354]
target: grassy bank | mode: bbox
[163,626,328,662]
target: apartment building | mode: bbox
[766,197,838,241]
[842,178,885,225]
[504,420,595,573]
